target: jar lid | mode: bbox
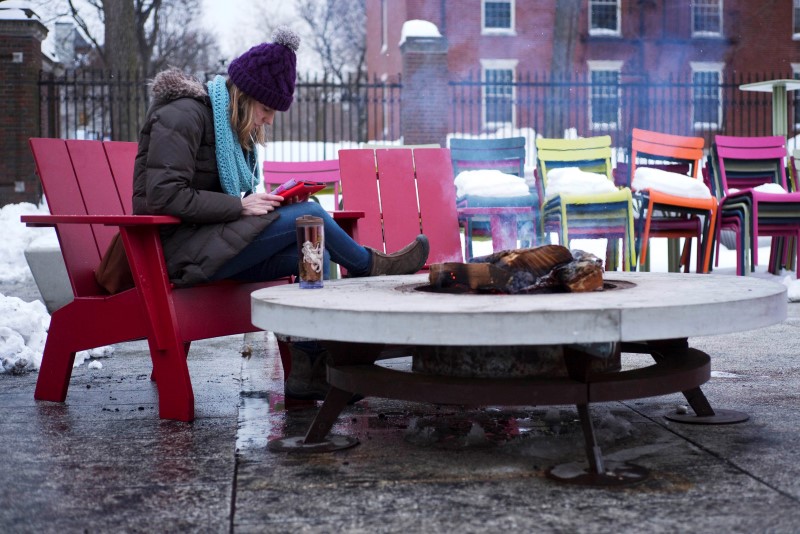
[296,215,323,226]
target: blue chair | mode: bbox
[449,137,539,259]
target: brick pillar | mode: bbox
[399,35,448,147]
[0,15,48,206]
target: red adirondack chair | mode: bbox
[21,138,293,422]
[337,148,464,266]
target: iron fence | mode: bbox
[38,68,796,163]
[449,71,797,159]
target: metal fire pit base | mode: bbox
[251,273,788,487]
[664,409,750,425]
[267,434,359,453]
[547,462,649,486]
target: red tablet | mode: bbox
[270,179,326,204]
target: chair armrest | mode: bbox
[331,210,364,221]
[21,214,181,227]
[331,210,365,240]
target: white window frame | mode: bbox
[691,0,723,38]
[481,0,515,36]
[587,60,622,131]
[690,62,724,130]
[588,0,621,37]
[480,59,517,129]
[793,0,800,40]
[792,63,800,128]
[380,0,389,53]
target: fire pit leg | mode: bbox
[646,339,750,425]
[547,403,649,486]
[577,404,605,475]
[267,387,359,453]
[665,386,750,424]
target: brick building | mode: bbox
[367,0,800,143]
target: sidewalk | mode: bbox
[1,276,799,533]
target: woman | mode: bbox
[131,27,429,400]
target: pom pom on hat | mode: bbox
[228,26,300,112]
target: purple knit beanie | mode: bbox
[228,27,300,112]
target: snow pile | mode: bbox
[0,202,53,283]
[545,167,618,199]
[0,294,49,374]
[454,170,531,198]
[632,167,712,199]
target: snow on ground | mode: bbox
[0,202,114,374]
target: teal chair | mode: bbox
[449,137,539,259]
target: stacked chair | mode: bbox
[708,135,800,276]
[449,137,539,259]
[535,135,636,271]
[628,128,717,273]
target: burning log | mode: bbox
[428,244,604,294]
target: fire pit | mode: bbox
[251,271,787,485]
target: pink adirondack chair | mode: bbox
[263,159,343,210]
[21,138,292,422]
[338,148,464,266]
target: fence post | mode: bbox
[0,9,48,206]
[399,33,448,147]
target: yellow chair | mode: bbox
[536,136,636,271]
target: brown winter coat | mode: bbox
[132,69,278,286]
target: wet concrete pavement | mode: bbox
[1,278,800,533]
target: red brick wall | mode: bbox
[0,19,47,206]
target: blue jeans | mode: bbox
[211,202,371,282]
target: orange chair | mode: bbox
[629,128,717,273]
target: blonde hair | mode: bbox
[227,80,267,150]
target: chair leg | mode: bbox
[34,323,78,403]
[147,338,195,422]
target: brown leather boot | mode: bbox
[367,234,430,276]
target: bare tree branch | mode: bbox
[296,0,366,83]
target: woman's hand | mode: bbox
[241,193,283,216]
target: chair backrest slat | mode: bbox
[66,140,125,254]
[449,137,526,177]
[374,149,423,253]
[409,148,463,264]
[630,129,704,180]
[29,139,105,297]
[104,141,138,214]
[339,149,385,250]
[535,136,614,195]
[713,135,788,195]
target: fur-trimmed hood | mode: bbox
[150,68,208,105]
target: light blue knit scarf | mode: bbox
[207,75,261,196]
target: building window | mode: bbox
[589,0,620,36]
[792,64,800,127]
[691,63,723,129]
[588,61,622,130]
[692,0,722,37]
[482,0,515,34]
[481,60,517,128]
[794,0,800,39]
